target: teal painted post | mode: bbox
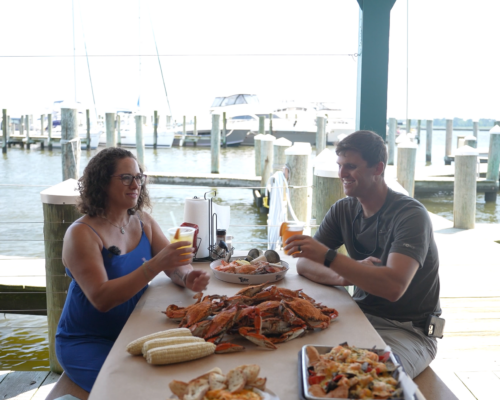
[355,0,396,140]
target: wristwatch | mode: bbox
[324,249,337,268]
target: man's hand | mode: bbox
[284,235,329,264]
[358,256,382,267]
[185,270,210,292]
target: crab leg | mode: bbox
[238,327,277,350]
[214,342,246,354]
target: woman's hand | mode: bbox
[184,270,210,292]
[152,241,195,274]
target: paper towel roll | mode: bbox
[183,198,231,259]
[184,198,210,258]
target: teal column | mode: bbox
[355,0,396,140]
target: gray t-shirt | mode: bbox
[314,188,441,328]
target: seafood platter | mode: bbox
[210,249,289,284]
[298,343,418,400]
[168,364,279,400]
[164,283,339,353]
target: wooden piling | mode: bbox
[426,119,433,162]
[20,115,24,136]
[194,116,198,136]
[153,111,158,149]
[260,135,276,195]
[445,119,453,165]
[285,143,312,223]
[473,120,479,139]
[312,148,334,221]
[316,116,326,154]
[464,135,477,148]
[41,179,81,373]
[454,146,478,229]
[406,119,411,135]
[314,162,344,224]
[485,127,500,202]
[85,110,90,150]
[211,114,220,174]
[25,114,30,149]
[116,114,121,146]
[222,112,227,148]
[273,137,292,173]
[269,113,273,135]
[417,119,421,141]
[397,141,417,197]
[135,115,145,167]
[387,118,396,165]
[457,135,466,149]
[259,116,265,135]
[61,108,80,181]
[105,113,116,147]
[47,114,53,150]
[2,109,6,154]
[254,134,265,176]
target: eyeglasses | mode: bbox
[111,174,147,186]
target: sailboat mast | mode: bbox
[72,0,77,102]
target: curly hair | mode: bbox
[77,147,151,216]
[336,130,387,168]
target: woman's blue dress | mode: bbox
[56,221,150,392]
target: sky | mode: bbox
[0,0,499,121]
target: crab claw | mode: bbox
[215,343,246,354]
[238,327,277,350]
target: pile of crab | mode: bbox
[164,282,339,353]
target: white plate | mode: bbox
[210,257,289,285]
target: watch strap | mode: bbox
[324,249,337,267]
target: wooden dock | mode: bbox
[1,211,500,399]
[147,172,261,187]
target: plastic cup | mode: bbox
[282,223,304,255]
[167,227,195,261]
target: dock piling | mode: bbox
[312,148,333,221]
[25,114,30,150]
[417,119,421,142]
[473,120,479,139]
[397,141,418,197]
[135,115,145,167]
[222,112,227,148]
[2,109,6,153]
[86,110,90,150]
[314,161,344,225]
[105,113,116,147]
[259,116,265,135]
[285,143,312,223]
[211,114,220,173]
[464,135,477,148]
[406,119,411,135]
[316,116,326,154]
[153,111,158,149]
[254,134,265,176]
[426,119,433,163]
[454,146,478,228]
[41,179,82,373]
[61,108,80,181]
[273,137,292,174]
[47,114,53,150]
[485,126,500,202]
[387,118,396,165]
[116,114,121,147]
[260,135,276,195]
[445,119,453,165]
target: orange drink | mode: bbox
[281,223,304,255]
[167,227,195,261]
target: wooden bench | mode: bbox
[414,366,458,400]
[45,372,89,400]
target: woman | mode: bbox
[55,147,210,392]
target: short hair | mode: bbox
[76,147,151,216]
[335,130,387,167]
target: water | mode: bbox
[1,129,499,370]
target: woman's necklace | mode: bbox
[103,214,131,234]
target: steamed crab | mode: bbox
[164,283,339,353]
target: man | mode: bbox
[284,130,441,378]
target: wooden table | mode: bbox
[89,254,385,400]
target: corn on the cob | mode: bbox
[141,336,204,356]
[126,328,192,355]
[146,342,216,365]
